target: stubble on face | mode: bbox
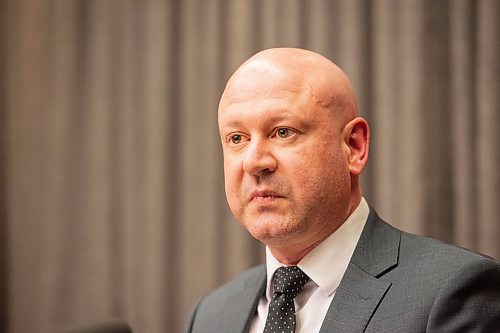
[239,172,300,238]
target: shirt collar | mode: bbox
[265,197,369,299]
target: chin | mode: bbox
[244,217,300,244]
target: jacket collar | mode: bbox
[319,209,401,333]
[217,265,266,333]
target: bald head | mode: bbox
[219,48,357,126]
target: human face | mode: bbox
[218,77,353,249]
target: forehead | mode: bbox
[220,99,295,126]
[219,67,312,115]
[218,86,311,126]
[221,67,306,104]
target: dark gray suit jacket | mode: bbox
[186,210,500,332]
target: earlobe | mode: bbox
[345,117,370,175]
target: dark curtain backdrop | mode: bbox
[1,1,498,332]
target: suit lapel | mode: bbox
[320,210,401,333]
[217,266,266,333]
[319,263,391,333]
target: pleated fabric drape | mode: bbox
[1,1,498,332]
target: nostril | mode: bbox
[242,145,277,175]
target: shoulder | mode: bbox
[403,236,500,330]
[361,209,499,301]
[202,264,266,303]
[363,212,500,330]
[186,265,265,333]
[194,264,265,310]
[365,209,498,274]
[398,227,498,275]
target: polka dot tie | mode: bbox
[263,266,310,333]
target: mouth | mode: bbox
[250,190,284,203]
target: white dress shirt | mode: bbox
[249,198,369,333]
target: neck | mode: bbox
[269,238,324,265]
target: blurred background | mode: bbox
[0,0,498,332]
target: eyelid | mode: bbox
[226,132,249,145]
[272,126,297,138]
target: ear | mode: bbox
[342,117,370,176]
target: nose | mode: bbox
[242,139,277,175]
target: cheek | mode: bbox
[288,145,349,196]
[223,159,244,210]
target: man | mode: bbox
[186,48,500,332]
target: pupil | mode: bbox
[279,128,287,137]
[232,135,241,143]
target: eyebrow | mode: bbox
[220,112,290,128]
[220,113,311,136]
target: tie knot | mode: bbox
[272,266,309,298]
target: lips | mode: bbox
[250,190,284,202]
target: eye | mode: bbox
[276,127,292,138]
[229,134,242,144]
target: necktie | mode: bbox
[264,266,310,333]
